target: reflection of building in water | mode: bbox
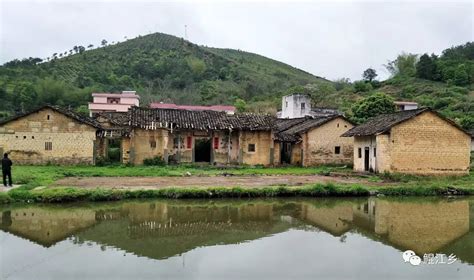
[75,202,295,260]
[299,202,353,236]
[0,207,96,247]
[352,199,470,254]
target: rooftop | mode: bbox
[149,103,235,112]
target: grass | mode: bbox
[1,164,473,204]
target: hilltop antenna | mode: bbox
[184,25,188,40]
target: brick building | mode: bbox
[342,108,471,175]
[0,105,101,165]
[275,115,354,166]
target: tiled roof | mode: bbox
[275,115,350,142]
[0,105,101,129]
[341,107,470,137]
[129,107,274,131]
[149,103,236,112]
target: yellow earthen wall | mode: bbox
[302,117,354,166]
[240,130,273,166]
[0,108,96,165]
[130,128,168,165]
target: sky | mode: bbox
[0,0,472,81]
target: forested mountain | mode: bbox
[0,32,472,129]
[0,32,328,117]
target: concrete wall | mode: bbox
[280,94,312,119]
[0,108,97,165]
[352,136,377,172]
[389,111,470,175]
[302,117,354,166]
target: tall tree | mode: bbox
[101,39,108,47]
[385,53,418,77]
[416,53,437,80]
[362,68,377,82]
[351,92,396,124]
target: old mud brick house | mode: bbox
[120,107,275,166]
[342,108,471,175]
[0,105,101,165]
[274,115,354,166]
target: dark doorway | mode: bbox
[107,139,122,163]
[280,142,292,164]
[195,138,211,162]
[364,147,370,172]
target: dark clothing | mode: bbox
[3,170,12,186]
[2,157,13,186]
[2,157,12,172]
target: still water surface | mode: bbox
[0,197,473,280]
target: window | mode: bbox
[45,142,52,151]
[23,136,26,139]
[337,123,339,128]
[358,148,362,158]
[150,139,156,149]
[32,136,35,139]
[213,137,219,149]
[248,144,256,152]
[47,115,50,120]
[187,136,192,149]
[301,103,305,110]
[335,146,341,154]
[285,101,288,108]
[373,148,376,158]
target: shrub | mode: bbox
[143,156,166,166]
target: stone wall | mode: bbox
[0,108,96,165]
[389,111,470,175]
[302,117,354,166]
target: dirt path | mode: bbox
[53,174,379,190]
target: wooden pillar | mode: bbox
[210,131,215,165]
[227,129,232,164]
[177,132,181,163]
[238,130,243,164]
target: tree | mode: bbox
[362,68,377,82]
[453,64,469,86]
[385,53,418,77]
[353,80,373,93]
[73,46,79,54]
[78,46,86,54]
[101,39,107,47]
[87,44,94,49]
[416,53,437,80]
[234,98,247,112]
[351,92,396,124]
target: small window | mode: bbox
[301,103,305,110]
[248,144,256,152]
[150,139,156,149]
[186,136,192,149]
[45,142,52,151]
[373,148,376,158]
[23,136,26,139]
[358,148,362,158]
[213,137,219,149]
[285,101,288,108]
[335,146,341,154]
[337,123,339,128]
[47,115,50,120]
[32,136,34,139]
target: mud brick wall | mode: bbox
[302,118,354,166]
[130,128,168,165]
[0,108,96,165]
[389,111,470,175]
[240,130,273,166]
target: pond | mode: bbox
[0,197,473,279]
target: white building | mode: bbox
[394,101,418,111]
[88,91,140,117]
[277,94,340,119]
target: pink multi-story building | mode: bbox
[88,91,140,117]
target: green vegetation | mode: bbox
[0,32,327,117]
[350,92,396,124]
[0,165,472,204]
[0,33,472,129]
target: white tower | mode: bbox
[280,94,312,119]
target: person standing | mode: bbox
[2,153,13,187]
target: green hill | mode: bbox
[0,33,472,129]
[0,32,328,116]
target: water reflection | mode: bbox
[0,198,473,265]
